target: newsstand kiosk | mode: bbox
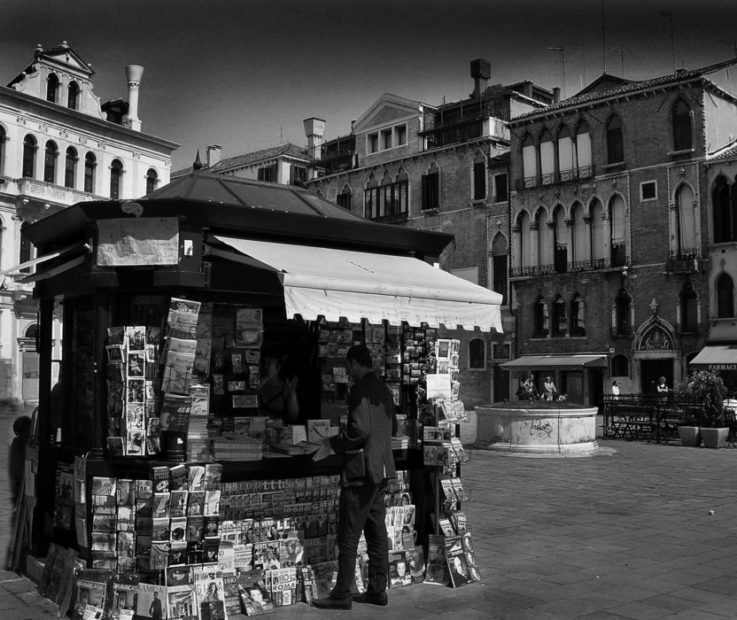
[17,172,501,617]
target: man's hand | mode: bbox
[311,431,335,462]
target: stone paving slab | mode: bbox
[1,419,737,618]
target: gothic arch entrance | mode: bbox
[632,301,678,394]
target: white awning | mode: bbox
[210,236,503,331]
[689,345,737,371]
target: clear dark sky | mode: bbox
[2,0,736,171]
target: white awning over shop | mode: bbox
[689,345,737,371]
[209,236,503,331]
[500,354,608,370]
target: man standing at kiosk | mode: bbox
[312,344,397,610]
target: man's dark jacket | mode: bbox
[329,371,397,486]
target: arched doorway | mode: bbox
[633,303,678,394]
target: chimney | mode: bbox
[207,145,222,168]
[470,58,491,98]
[123,65,143,131]
[303,117,326,160]
[552,87,561,103]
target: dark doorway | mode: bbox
[493,366,509,403]
[640,359,673,394]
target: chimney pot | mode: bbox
[304,117,326,160]
[470,58,491,98]
[553,87,561,103]
[207,144,222,168]
[123,64,144,131]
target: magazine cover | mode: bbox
[388,551,412,588]
[407,545,425,584]
[424,534,449,586]
[222,572,241,618]
[109,573,139,620]
[71,569,111,620]
[462,532,482,583]
[236,570,274,615]
[444,535,474,588]
[167,584,198,620]
[266,567,298,607]
[193,566,227,620]
[136,582,168,619]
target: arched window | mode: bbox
[67,81,80,110]
[515,211,531,271]
[570,202,588,266]
[491,233,508,305]
[590,199,605,263]
[472,152,486,200]
[553,205,567,273]
[680,281,698,332]
[64,147,78,188]
[145,168,158,194]
[46,73,59,103]
[539,128,554,184]
[557,125,574,177]
[533,296,549,338]
[535,208,551,268]
[394,168,409,215]
[575,119,592,174]
[615,288,632,334]
[717,273,734,318]
[22,135,37,178]
[552,295,567,337]
[380,170,393,217]
[570,293,585,336]
[110,159,123,199]
[609,195,626,267]
[84,152,96,194]
[672,98,692,151]
[364,175,379,219]
[337,184,352,210]
[469,339,486,369]
[674,184,696,256]
[522,133,537,185]
[606,115,624,164]
[712,175,735,243]
[611,355,629,377]
[44,141,58,183]
[19,221,32,273]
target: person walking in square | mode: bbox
[311,344,397,610]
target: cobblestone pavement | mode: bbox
[1,399,736,619]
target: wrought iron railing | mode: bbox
[600,395,704,443]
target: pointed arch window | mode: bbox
[539,128,555,184]
[336,184,352,210]
[110,159,123,200]
[717,273,734,318]
[575,120,592,175]
[515,211,532,271]
[680,281,698,332]
[606,115,624,164]
[533,296,549,338]
[590,199,605,263]
[491,233,508,304]
[673,98,692,151]
[44,141,58,184]
[557,125,574,178]
[615,288,632,335]
[522,133,537,185]
[712,176,736,243]
[364,175,379,219]
[68,81,80,110]
[84,152,96,194]
[552,295,567,337]
[535,208,551,268]
[570,293,585,336]
[65,147,78,188]
[553,205,567,273]
[394,169,409,215]
[609,195,626,267]
[674,184,696,257]
[570,202,588,266]
[23,135,37,178]
[145,168,158,195]
[46,73,59,103]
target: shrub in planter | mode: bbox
[674,370,728,448]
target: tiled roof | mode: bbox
[706,140,737,164]
[510,57,737,123]
[172,142,310,178]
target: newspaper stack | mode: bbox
[211,436,263,461]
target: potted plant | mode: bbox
[675,407,701,447]
[674,370,728,448]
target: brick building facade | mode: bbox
[506,60,737,404]
[307,61,554,408]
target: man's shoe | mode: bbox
[352,591,388,606]
[312,596,352,610]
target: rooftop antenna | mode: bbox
[546,46,566,98]
[658,11,676,73]
[601,0,607,73]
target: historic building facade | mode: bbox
[0,42,178,403]
[506,60,737,403]
[306,60,554,407]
